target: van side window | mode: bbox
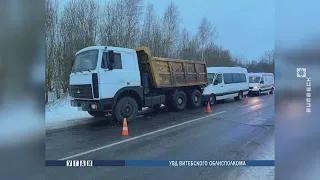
[232,73,241,83]
[240,74,247,82]
[223,73,232,84]
[216,74,222,84]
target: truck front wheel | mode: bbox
[88,111,107,117]
[112,97,138,123]
[171,90,187,111]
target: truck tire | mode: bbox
[171,90,187,111]
[188,89,202,108]
[87,111,107,117]
[112,96,138,123]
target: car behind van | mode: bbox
[248,73,275,95]
[202,67,249,105]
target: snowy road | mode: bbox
[46,94,274,180]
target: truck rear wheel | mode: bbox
[88,111,107,117]
[112,96,138,123]
[171,90,187,111]
[188,89,202,108]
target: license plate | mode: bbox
[77,106,82,111]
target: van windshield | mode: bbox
[249,76,261,83]
[208,73,216,83]
[72,50,99,72]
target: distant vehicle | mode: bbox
[69,46,208,123]
[202,67,249,105]
[248,72,275,96]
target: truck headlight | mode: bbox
[91,104,97,110]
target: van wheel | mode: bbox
[112,96,138,123]
[171,90,187,111]
[270,88,274,94]
[235,91,243,101]
[188,89,202,108]
[88,111,107,117]
[209,94,216,105]
[258,90,262,96]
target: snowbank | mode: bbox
[45,96,93,131]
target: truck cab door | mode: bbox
[98,51,141,100]
[98,51,127,99]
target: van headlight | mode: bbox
[253,86,258,89]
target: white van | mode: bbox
[248,73,275,95]
[202,67,249,105]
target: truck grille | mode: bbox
[70,84,93,99]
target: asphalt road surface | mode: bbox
[46,94,275,180]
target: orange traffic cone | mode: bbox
[122,118,129,136]
[245,96,249,104]
[205,102,212,113]
[267,92,270,98]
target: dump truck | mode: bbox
[69,46,208,123]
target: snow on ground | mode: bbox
[45,96,93,131]
[45,95,153,131]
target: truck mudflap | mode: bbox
[71,99,113,112]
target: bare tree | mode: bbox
[162,2,181,58]
[197,16,217,62]
[58,0,99,92]
[179,29,201,60]
[45,0,59,102]
[239,50,275,73]
[151,17,164,57]
[140,3,155,48]
[123,0,143,48]
[100,0,143,48]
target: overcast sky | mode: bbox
[147,0,274,61]
[59,0,320,61]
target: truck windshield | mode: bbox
[208,73,216,84]
[72,50,99,72]
[249,76,261,83]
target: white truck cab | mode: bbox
[70,46,143,121]
[248,72,275,95]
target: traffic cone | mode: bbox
[267,92,270,98]
[205,102,212,113]
[245,96,249,104]
[122,118,129,136]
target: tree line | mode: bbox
[45,0,274,102]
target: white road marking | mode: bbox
[59,111,227,160]
[242,104,251,107]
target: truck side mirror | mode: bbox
[108,50,114,70]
